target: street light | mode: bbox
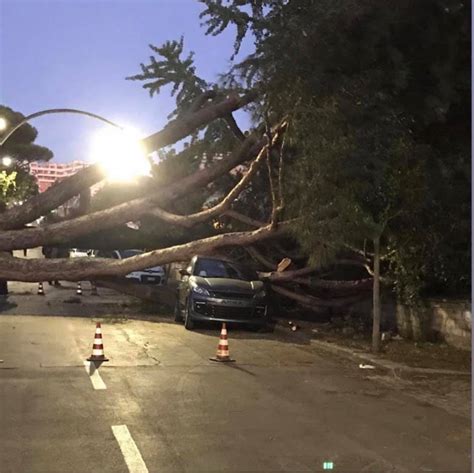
[90,127,151,182]
[0,109,151,182]
[0,117,7,131]
[1,156,13,167]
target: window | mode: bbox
[193,258,257,281]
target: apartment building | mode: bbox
[29,160,87,193]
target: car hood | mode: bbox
[191,276,263,293]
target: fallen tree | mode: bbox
[0,92,294,278]
[0,93,372,318]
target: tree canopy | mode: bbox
[193,0,471,301]
[0,105,53,208]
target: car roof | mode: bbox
[194,254,237,264]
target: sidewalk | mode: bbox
[273,318,471,419]
[273,318,471,374]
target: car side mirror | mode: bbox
[179,269,190,277]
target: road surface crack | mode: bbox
[118,327,160,365]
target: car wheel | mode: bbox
[174,297,183,323]
[184,300,195,330]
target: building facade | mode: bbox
[29,160,87,193]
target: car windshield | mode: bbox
[121,249,143,258]
[194,258,258,281]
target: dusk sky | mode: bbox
[0,0,253,162]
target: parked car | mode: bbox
[69,248,95,258]
[96,249,166,285]
[175,255,269,330]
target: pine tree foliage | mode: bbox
[126,37,209,118]
[0,105,53,207]
[199,0,268,57]
[198,0,470,301]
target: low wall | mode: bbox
[396,300,471,350]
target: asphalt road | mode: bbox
[0,315,470,473]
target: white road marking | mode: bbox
[83,361,107,390]
[112,425,149,473]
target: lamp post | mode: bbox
[1,156,13,167]
[0,108,123,148]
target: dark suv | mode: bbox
[174,255,269,330]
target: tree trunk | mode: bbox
[372,236,381,353]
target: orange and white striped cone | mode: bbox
[87,322,109,362]
[76,281,82,296]
[37,282,45,296]
[210,323,235,363]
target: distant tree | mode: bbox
[0,105,53,207]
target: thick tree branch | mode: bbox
[188,90,218,114]
[142,91,257,151]
[0,123,286,251]
[224,210,266,228]
[276,130,286,214]
[0,92,258,230]
[0,165,105,230]
[224,114,246,141]
[265,145,279,228]
[246,246,276,270]
[271,284,365,309]
[146,124,283,227]
[298,277,373,291]
[0,222,289,281]
[259,266,318,281]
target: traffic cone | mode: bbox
[288,320,299,331]
[76,281,82,296]
[90,281,98,296]
[87,322,109,362]
[210,323,235,363]
[37,282,45,295]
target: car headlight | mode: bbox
[255,290,266,299]
[192,285,210,296]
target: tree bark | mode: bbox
[224,114,246,141]
[146,140,269,227]
[142,92,257,152]
[98,279,176,307]
[0,127,285,251]
[224,210,266,228]
[0,165,104,230]
[246,246,277,270]
[0,222,289,281]
[0,92,258,231]
[271,284,365,309]
[372,236,381,353]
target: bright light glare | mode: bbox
[1,156,13,167]
[0,117,7,131]
[90,127,150,182]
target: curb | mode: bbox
[273,320,471,376]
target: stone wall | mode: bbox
[396,300,471,350]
